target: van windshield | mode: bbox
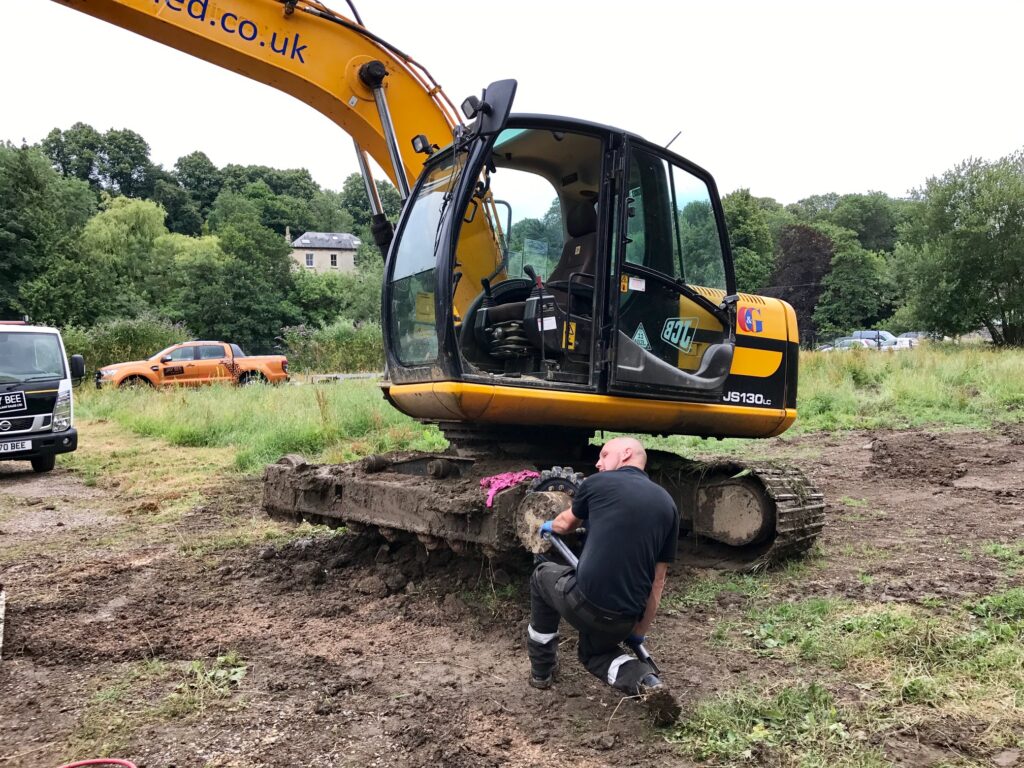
[0,332,66,383]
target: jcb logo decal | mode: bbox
[660,317,698,353]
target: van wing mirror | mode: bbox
[69,354,86,381]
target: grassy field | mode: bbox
[23,345,1024,766]
[75,346,1024,472]
[76,378,445,472]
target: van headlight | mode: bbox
[52,391,72,431]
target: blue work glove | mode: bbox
[626,633,646,648]
[539,520,555,537]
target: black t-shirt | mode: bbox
[572,466,679,616]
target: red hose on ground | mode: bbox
[58,760,138,768]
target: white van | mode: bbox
[0,323,85,473]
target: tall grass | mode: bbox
[796,344,1024,432]
[75,346,1023,471]
[76,380,445,472]
[648,345,1024,457]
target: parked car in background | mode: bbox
[96,341,288,388]
[824,337,874,351]
[851,330,898,348]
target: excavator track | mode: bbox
[263,447,825,570]
[746,462,826,564]
[645,453,825,570]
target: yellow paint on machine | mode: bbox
[731,348,783,377]
[386,381,795,438]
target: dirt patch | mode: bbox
[2,426,1023,766]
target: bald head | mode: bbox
[595,436,647,472]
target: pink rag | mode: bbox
[480,470,540,508]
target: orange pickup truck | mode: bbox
[96,341,289,388]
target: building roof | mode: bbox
[291,232,361,250]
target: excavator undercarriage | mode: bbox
[262,427,824,569]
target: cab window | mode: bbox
[166,346,195,362]
[625,147,726,290]
[197,345,225,360]
[389,157,460,366]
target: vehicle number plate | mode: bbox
[0,440,31,454]
[0,392,27,414]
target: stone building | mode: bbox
[290,231,361,274]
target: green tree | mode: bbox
[220,164,320,200]
[40,122,104,190]
[208,182,315,238]
[830,192,903,253]
[151,232,228,321]
[785,193,840,222]
[77,197,171,318]
[174,150,223,218]
[151,178,203,236]
[0,144,96,319]
[309,189,356,233]
[201,208,298,350]
[898,151,1024,345]
[812,228,895,339]
[723,189,774,292]
[99,128,154,198]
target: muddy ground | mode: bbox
[1,425,1023,767]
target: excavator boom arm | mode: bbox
[56,0,461,187]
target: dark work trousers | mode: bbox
[527,561,653,694]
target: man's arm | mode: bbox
[551,506,583,535]
[633,562,669,637]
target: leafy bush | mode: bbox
[280,319,383,372]
[62,316,191,373]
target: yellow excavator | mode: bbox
[56,0,823,566]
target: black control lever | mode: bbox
[523,264,544,297]
[480,277,494,307]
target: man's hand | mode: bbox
[626,633,646,648]
[539,520,555,537]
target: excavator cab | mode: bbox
[384,110,738,416]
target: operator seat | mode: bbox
[544,201,598,311]
[469,201,599,362]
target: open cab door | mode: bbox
[608,142,736,401]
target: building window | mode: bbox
[305,253,314,268]
[330,254,338,268]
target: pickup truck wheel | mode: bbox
[119,376,153,389]
[31,455,56,473]
[239,372,267,386]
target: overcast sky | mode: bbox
[4,0,1021,203]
